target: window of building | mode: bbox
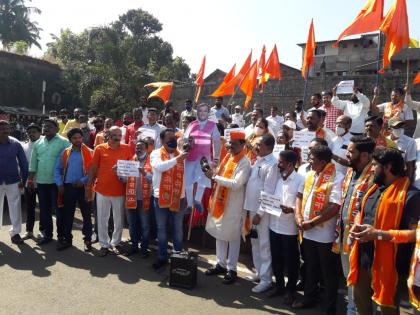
[315,45,326,55]
[341,43,347,49]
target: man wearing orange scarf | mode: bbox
[365,115,397,150]
[293,145,344,315]
[54,128,93,251]
[204,130,251,285]
[150,128,188,270]
[301,109,335,148]
[348,149,420,315]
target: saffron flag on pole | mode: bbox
[333,0,384,47]
[239,60,258,109]
[144,82,174,103]
[263,45,282,83]
[234,51,252,86]
[210,64,236,97]
[257,45,266,88]
[194,55,206,103]
[302,19,316,80]
[414,72,420,85]
[379,0,410,73]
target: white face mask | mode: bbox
[392,128,404,139]
[335,126,346,136]
[254,127,265,136]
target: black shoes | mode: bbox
[11,234,24,245]
[152,259,168,270]
[36,237,52,246]
[84,240,92,252]
[56,239,72,251]
[222,270,237,285]
[205,264,227,276]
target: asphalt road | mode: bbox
[0,206,411,315]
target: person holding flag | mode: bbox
[204,130,251,285]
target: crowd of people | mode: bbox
[1,84,420,315]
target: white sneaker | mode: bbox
[252,281,272,293]
[246,273,259,282]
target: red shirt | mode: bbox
[320,103,343,131]
[125,121,144,154]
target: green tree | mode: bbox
[0,0,42,49]
[45,8,191,116]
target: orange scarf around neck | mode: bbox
[209,149,246,220]
[125,155,152,210]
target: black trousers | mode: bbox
[303,238,340,315]
[269,230,300,293]
[37,184,58,239]
[24,187,39,233]
[56,185,92,242]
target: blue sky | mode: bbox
[30,0,420,75]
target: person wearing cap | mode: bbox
[282,120,296,140]
[332,85,370,135]
[179,99,197,129]
[388,117,417,181]
[0,120,28,245]
[28,119,70,245]
[231,105,245,128]
[21,123,42,240]
[331,115,353,175]
[204,130,251,285]
[266,106,284,137]
[140,108,166,149]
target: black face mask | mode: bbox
[166,139,178,149]
[350,95,359,104]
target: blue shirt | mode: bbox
[54,149,88,186]
[0,136,28,184]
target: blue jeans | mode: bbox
[153,197,185,261]
[126,200,150,252]
[37,184,58,239]
[341,253,356,315]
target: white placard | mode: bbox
[260,191,283,217]
[293,130,316,148]
[137,128,156,140]
[272,144,285,157]
[117,160,140,177]
[224,127,244,142]
[336,80,354,94]
[301,147,310,163]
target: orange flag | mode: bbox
[210,64,236,97]
[239,60,258,109]
[194,55,206,103]
[302,19,316,80]
[379,0,410,72]
[414,72,420,85]
[145,82,173,103]
[333,0,384,47]
[234,51,252,86]
[263,45,282,83]
[257,45,266,87]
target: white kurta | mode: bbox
[205,155,251,242]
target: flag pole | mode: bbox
[375,31,382,87]
[302,68,310,105]
[406,54,410,85]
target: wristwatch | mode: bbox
[377,230,383,240]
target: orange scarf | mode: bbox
[158,146,184,211]
[302,162,336,220]
[408,222,420,310]
[246,134,259,165]
[209,149,246,220]
[316,127,326,139]
[384,101,404,122]
[332,163,374,254]
[348,176,410,308]
[58,144,93,208]
[125,155,152,210]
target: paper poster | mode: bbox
[336,80,354,94]
[224,127,244,142]
[117,160,140,177]
[272,144,285,158]
[137,128,156,140]
[260,191,282,217]
[293,130,316,149]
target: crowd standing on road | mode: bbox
[1,85,420,315]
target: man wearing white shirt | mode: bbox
[245,109,263,138]
[141,108,166,149]
[243,134,278,293]
[210,97,230,122]
[292,145,343,315]
[414,139,420,190]
[331,115,352,175]
[301,109,335,148]
[405,84,420,138]
[332,86,370,135]
[295,100,307,130]
[231,105,245,128]
[267,150,303,304]
[140,101,149,125]
[388,117,417,181]
[266,106,284,137]
[179,99,197,129]
[21,123,41,239]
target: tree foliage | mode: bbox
[0,0,42,49]
[45,8,191,116]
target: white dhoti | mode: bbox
[250,212,272,284]
[185,159,211,208]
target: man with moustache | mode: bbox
[301,109,335,148]
[320,90,344,131]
